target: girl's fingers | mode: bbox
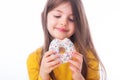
[69,59,82,70]
[69,51,83,72]
[48,59,61,67]
[47,59,61,72]
[72,51,83,63]
[44,51,55,57]
[46,54,59,62]
[49,63,61,72]
[41,54,61,73]
[69,63,79,73]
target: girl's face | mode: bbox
[47,2,75,40]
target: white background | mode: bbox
[0,0,120,80]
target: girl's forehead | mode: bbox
[51,2,73,14]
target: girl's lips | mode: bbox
[56,27,68,32]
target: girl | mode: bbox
[27,0,106,80]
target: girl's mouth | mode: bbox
[56,27,68,32]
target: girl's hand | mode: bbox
[68,51,85,80]
[40,51,61,80]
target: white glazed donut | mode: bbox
[49,38,75,63]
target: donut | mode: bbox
[49,38,75,63]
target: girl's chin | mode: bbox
[54,36,67,40]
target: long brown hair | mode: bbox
[41,0,106,79]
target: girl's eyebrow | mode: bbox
[55,9,63,13]
[55,9,73,15]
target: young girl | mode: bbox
[27,0,106,80]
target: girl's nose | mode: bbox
[60,18,67,26]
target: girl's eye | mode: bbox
[54,15,61,18]
[68,18,75,22]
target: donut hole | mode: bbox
[59,47,65,54]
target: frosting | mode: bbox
[49,38,75,63]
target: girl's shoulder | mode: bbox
[26,47,42,66]
[86,49,99,70]
[86,50,97,59]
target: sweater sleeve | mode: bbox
[26,48,43,80]
[86,50,100,80]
